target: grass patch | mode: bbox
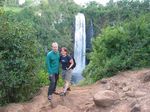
[78,77,95,86]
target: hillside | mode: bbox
[0,68,150,112]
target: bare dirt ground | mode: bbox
[0,68,150,112]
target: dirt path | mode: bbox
[0,69,150,112]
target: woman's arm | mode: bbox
[67,59,74,70]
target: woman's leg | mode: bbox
[63,80,70,93]
[61,69,72,95]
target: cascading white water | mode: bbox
[72,13,86,84]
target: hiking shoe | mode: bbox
[48,95,52,101]
[60,92,66,96]
[67,87,71,91]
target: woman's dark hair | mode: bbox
[61,47,68,53]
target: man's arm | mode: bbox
[46,53,53,75]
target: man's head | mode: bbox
[52,42,58,52]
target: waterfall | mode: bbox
[72,13,86,84]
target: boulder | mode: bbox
[93,90,119,107]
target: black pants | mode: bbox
[48,74,59,96]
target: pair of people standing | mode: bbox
[46,42,74,101]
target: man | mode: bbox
[46,42,60,101]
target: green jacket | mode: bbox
[46,50,60,75]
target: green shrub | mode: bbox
[83,14,150,82]
[35,68,65,87]
[0,12,40,105]
[79,77,95,86]
[36,70,49,87]
[57,75,64,87]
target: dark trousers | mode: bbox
[48,74,59,96]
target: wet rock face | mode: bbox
[93,90,119,107]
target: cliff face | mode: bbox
[1,69,150,112]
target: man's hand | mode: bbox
[48,75,52,80]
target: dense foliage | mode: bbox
[83,14,150,82]
[0,11,41,105]
[82,0,150,84]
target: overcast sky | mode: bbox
[74,0,111,6]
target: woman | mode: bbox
[60,47,74,96]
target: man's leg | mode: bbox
[48,75,56,100]
[53,74,59,92]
